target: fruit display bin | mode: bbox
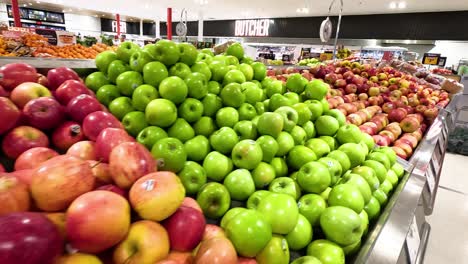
[0,57,96,69]
[349,92,460,264]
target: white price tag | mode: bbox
[406,215,421,264]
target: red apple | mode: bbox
[407,113,424,124]
[66,94,102,122]
[52,121,86,152]
[55,80,94,105]
[0,84,10,97]
[394,141,413,156]
[0,63,38,91]
[157,251,194,264]
[388,108,407,123]
[37,74,48,87]
[66,141,96,160]
[202,224,226,241]
[379,130,396,142]
[22,97,65,130]
[109,142,157,189]
[0,212,63,264]
[2,126,49,159]
[424,107,439,119]
[14,147,59,171]
[381,102,395,114]
[30,155,95,211]
[10,169,34,187]
[400,134,419,148]
[95,128,135,163]
[392,146,408,159]
[87,160,112,185]
[194,237,238,264]
[368,96,380,106]
[164,206,206,251]
[373,135,391,146]
[83,111,123,141]
[96,184,127,198]
[47,67,80,90]
[0,97,21,135]
[0,164,4,172]
[347,114,364,126]
[0,174,30,216]
[182,197,202,212]
[10,82,52,109]
[324,73,338,84]
[334,79,347,88]
[359,125,376,135]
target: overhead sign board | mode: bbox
[235,19,271,37]
[422,53,441,65]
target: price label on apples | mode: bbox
[406,215,421,264]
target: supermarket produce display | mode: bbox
[0,40,459,264]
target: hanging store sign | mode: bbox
[112,20,127,33]
[234,19,271,37]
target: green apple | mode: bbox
[242,82,263,104]
[137,126,168,150]
[184,135,210,162]
[290,126,307,145]
[116,71,143,96]
[151,137,186,172]
[363,160,387,184]
[341,174,372,203]
[168,118,194,143]
[320,187,332,201]
[269,177,301,200]
[315,115,339,136]
[209,61,229,82]
[374,146,397,166]
[359,210,369,236]
[270,157,288,177]
[202,93,222,117]
[107,60,129,83]
[307,239,345,264]
[305,99,323,121]
[178,98,203,123]
[306,138,331,158]
[276,132,295,157]
[191,61,212,81]
[325,109,346,127]
[286,73,307,93]
[200,48,214,56]
[241,56,254,64]
[116,42,140,63]
[226,56,239,67]
[338,143,367,169]
[132,84,158,111]
[257,135,279,162]
[286,214,312,251]
[251,62,267,81]
[321,136,338,151]
[284,92,300,104]
[342,240,362,256]
[373,189,388,205]
[150,39,180,66]
[231,140,263,170]
[238,103,257,121]
[364,196,381,221]
[226,43,244,59]
[109,96,135,120]
[185,72,208,99]
[297,161,331,194]
[169,62,192,79]
[85,71,110,91]
[275,106,298,132]
[293,103,312,126]
[96,84,120,106]
[298,194,327,227]
[391,162,405,179]
[194,116,216,137]
[379,179,393,195]
[291,256,322,264]
[304,79,329,100]
[142,61,169,87]
[225,209,272,257]
[223,69,246,85]
[366,152,391,170]
[207,81,221,94]
[361,133,376,153]
[210,127,239,154]
[145,98,177,127]
[224,169,256,201]
[179,161,207,195]
[221,83,245,107]
[247,190,271,210]
[203,151,233,181]
[352,166,380,191]
[239,63,254,81]
[178,42,198,66]
[320,206,363,246]
[159,76,188,104]
[269,94,292,112]
[336,124,364,145]
[95,50,117,72]
[122,111,148,136]
[216,107,239,128]
[220,207,247,229]
[234,120,257,140]
[196,52,213,64]
[318,157,343,186]
[321,98,330,112]
[257,112,284,138]
[302,121,316,139]
[287,146,317,171]
[265,80,285,98]
[257,193,299,234]
[197,182,230,219]
[256,235,290,264]
[328,184,365,213]
[252,162,276,189]
[129,50,153,72]
[327,150,351,172]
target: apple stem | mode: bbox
[90,159,103,169]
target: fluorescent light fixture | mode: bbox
[398,2,406,8]
[389,2,397,9]
[296,7,309,13]
[28,3,33,5]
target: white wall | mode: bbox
[64,13,101,37]
[428,41,468,68]
[0,3,9,24]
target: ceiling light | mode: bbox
[296,7,309,14]
[28,3,33,5]
[23,4,27,7]
[36,0,41,3]
[389,2,396,9]
[398,2,406,8]
[195,0,208,5]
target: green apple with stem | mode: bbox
[257,135,279,162]
[220,83,245,107]
[202,93,222,117]
[318,157,343,186]
[298,194,327,227]
[179,161,207,195]
[305,99,323,121]
[132,84,158,111]
[151,137,187,172]
[196,52,213,64]
[122,111,148,136]
[107,60,129,83]
[143,61,168,87]
[184,135,210,162]
[269,94,292,112]
[297,161,331,194]
[96,84,120,106]
[85,71,110,91]
[210,127,239,154]
[116,42,140,63]
[203,151,233,181]
[178,98,203,123]
[307,239,345,264]
[238,103,257,121]
[306,138,331,158]
[197,182,230,219]
[286,214,313,251]
[109,96,135,120]
[116,71,143,96]
[320,187,332,201]
[234,120,257,140]
[177,42,198,66]
[225,55,239,66]
[276,132,295,157]
[256,235,290,264]
[137,126,168,150]
[129,50,153,72]
[252,162,276,189]
[231,140,263,170]
[269,177,301,200]
[327,150,351,172]
[257,112,284,138]
[191,61,212,81]
[150,39,180,66]
[271,157,288,178]
[242,82,263,104]
[328,184,365,213]
[275,106,298,132]
[338,143,367,169]
[185,72,208,99]
[193,116,216,137]
[145,98,177,127]
[216,107,239,128]
[247,190,271,210]
[224,169,256,201]
[159,76,188,104]
[290,126,307,145]
[320,206,363,246]
[257,193,299,234]
[287,146,318,171]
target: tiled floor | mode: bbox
[425,153,468,264]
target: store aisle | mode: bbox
[425,153,468,264]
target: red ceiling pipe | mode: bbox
[167,8,172,40]
[11,0,21,27]
[116,13,121,37]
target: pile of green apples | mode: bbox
[86,40,405,264]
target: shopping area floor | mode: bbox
[425,152,468,263]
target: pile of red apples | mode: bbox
[268,61,451,159]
